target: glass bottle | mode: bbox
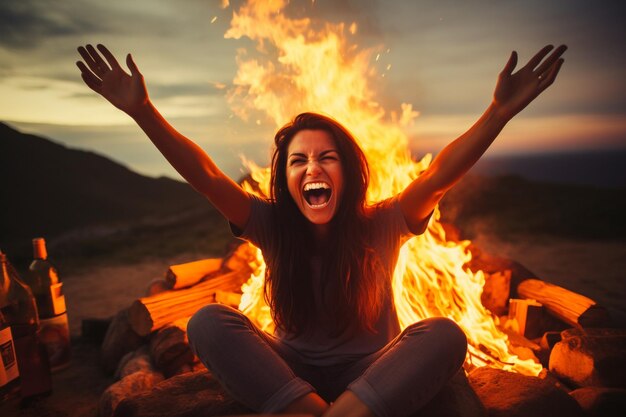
[0,250,52,401]
[26,238,71,372]
[0,309,20,402]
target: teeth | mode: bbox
[303,182,330,191]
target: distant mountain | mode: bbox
[0,122,224,262]
[440,174,626,240]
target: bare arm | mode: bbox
[399,44,567,232]
[76,44,250,229]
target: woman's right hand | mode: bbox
[76,44,148,118]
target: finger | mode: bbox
[76,61,102,93]
[535,44,567,78]
[86,44,111,72]
[539,58,564,92]
[97,44,123,72]
[77,46,101,74]
[523,45,554,71]
[126,53,142,77]
[500,51,517,76]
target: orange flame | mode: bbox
[226,0,541,375]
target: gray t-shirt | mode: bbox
[231,195,420,366]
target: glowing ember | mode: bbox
[227,0,541,375]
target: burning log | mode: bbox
[517,279,610,328]
[481,270,511,316]
[221,241,258,274]
[165,258,222,289]
[128,270,248,336]
[508,298,544,339]
[215,290,242,308]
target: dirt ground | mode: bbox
[1,234,625,416]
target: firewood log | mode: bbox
[215,290,242,308]
[517,279,610,328]
[149,318,195,378]
[221,242,259,274]
[165,258,222,289]
[101,308,147,374]
[128,270,248,336]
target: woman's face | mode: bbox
[286,129,344,227]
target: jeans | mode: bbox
[187,304,467,417]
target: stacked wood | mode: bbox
[149,317,195,378]
[128,269,249,336]
[166,258,222,289]
[115,346,154,379]
[517,279,610,328]
[101,308,148,374]
[221,242,259,274]
[508,298,544,339]
[215,290,242,308]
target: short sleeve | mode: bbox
[229,194,273,250]
[371,196,432,246]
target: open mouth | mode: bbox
[303,181,332,208]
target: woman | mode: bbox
[76,43,566,417]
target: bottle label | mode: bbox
[0,326,19,385]
[40,313,71,371]
[49,283,66,315]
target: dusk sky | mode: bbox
[1,0,624,180]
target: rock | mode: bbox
[570,387,626,417]
[468,367,584,417]
[549,328,626,388]
[414,370,486,417]
[113,369,251,417]
[99,370,165,417]
[101,308,147,374]
[115,346,155,379]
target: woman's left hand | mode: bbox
[493,44,567,121]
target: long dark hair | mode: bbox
[265,112,385,336]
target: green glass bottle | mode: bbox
[0,250,52,401]
[26,238,71,372]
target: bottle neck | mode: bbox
[1,258,11,295]
[32,238,48,260]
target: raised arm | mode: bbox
[399,44,567,233]
[76,44,251,229]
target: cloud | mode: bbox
[0,0,105,50]
[149,81,230,100]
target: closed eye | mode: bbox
[289,158,306,166]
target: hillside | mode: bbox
[440,174,626,240]
[0,122,231,267]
